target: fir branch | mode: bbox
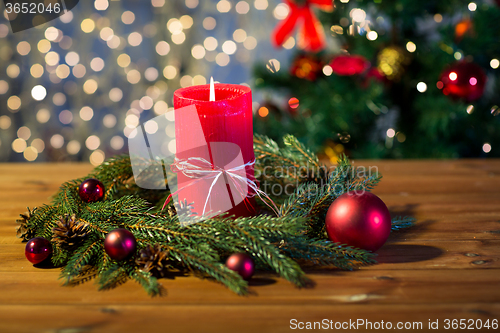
[228,224,310,288]
[63,266,99,287]
[96,263,129,291]
[283,134,320,167]
[61,237,102,281]
[17,134,416,297]
[166,245,249,295]
[129,268,165,297]
[254,134,301,171]
[391,216,416,231]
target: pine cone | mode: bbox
[16,207,36,241]
[136,244,170,278]
[174,199,197,216]
[52,214,90,248]
[167,205,177,217]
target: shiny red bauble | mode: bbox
[226,253,255,280]
[104,229,137,261]
[25,237,52,264]
[325,191,391,252]
[439,62,487,102]
[78,178,105,203]
[330,55,370,76]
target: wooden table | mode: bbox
[1,160,499,332]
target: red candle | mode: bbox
[173,83,256,218]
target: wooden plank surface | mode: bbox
[0,160,499,333]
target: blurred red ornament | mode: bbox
[79,178,105,203]
[271,0,334,52]
[104,229,137,261]
[330,55,370,76]
[455,19,473,41]
[226,253,255,280]
[325,191,391,252]
[290,55,322,80]
[362,67,387,88]
[439,61,487,101]
[25,237,52,264]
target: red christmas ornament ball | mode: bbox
[439,62,487,102]
[25,237,52,264]
[104,229,137,261]
[79,178,105,203]
[226,253,255,280]
[326,191,391,252]
[329,55,370,76]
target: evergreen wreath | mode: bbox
[16,134,414,296]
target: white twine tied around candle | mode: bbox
[162,157,280,217]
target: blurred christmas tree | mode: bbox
[254,0,500,159]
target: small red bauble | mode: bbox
[330,55,370,76]
[104,229,137,261]
[439,62,487,102]
[78,178,105,203]
[325,191,391,252]
[226,253,255,280]
[25,237,52,264]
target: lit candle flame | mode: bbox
[210,77,215,102]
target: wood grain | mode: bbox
[0,160,499,333]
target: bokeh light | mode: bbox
[367,31,378,41]
[217,0,231,12]
[80,106,94,121]
[266,59,280,73]
[156,41,171,56]
[7,95,22,111]
[163,65,178,80]
[222,40,237,55]
[50,134,64,149]
[103,114,117,128]
[110,136,124,150]
[416,82,427,93]
[122,11,135,24]
[67,140,81,155]
[203,17,216,30]
[191,44,206,59]
[117,53,131,67]
[90,150,106,166]
[86,135,101,150]
[81,19,95,33]
[17,41,31,56]
[36,109,51,123]
[236,1,250,14]
[6,64,20,78]
[12,138,27,153]
[288,97,299,109]
[258,106,269,117]
[0,115,11,129]
[17,126,31,140]
[83,79,99,94]
[255,0,268,10]
[0,80,8,94]
[406,41,416,53]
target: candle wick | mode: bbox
[210,77,215,102]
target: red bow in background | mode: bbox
[272,0,334,52]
